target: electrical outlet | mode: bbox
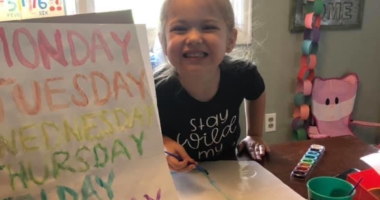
[265,113,276,132]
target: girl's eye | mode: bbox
[170,26,187,32]
[203,26,218,30]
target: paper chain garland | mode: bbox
[292,0,324,141]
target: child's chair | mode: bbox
[307,73,380,148]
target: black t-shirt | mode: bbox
[154,57,265,161]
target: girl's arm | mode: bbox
[244,91,266,138]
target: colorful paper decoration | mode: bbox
[292,0,324,141]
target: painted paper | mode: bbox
[0,22,179,200]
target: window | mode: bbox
[64,0,78,15]
[93,0,252,45]
[94,0,163,29]
[231,0,252,45]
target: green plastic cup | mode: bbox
[307,176,356,200]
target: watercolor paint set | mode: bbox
[290,144,325,180]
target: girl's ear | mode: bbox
[226,28,238,53]
[158,32,167,56]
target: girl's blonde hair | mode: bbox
[154,0,248,85]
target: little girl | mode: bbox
[154,0,269,173]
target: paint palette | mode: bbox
[290,144,325,181]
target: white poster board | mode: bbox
[0,22,179,199]
[172,161,305,200]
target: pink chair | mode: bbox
[306,73,380,147]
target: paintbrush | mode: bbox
[330,177,363,197]
[348,177,363,195]
[164,151,209,175]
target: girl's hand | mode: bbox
[163,136,196,173]
[237,135,270,161]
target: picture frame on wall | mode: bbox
[289,0,365,32]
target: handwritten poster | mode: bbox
[0,0,66,22]
[0,22,180,199]
[0,0,22,21]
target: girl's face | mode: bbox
[162,0,237,76]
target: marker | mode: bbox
[164,151,209,175]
